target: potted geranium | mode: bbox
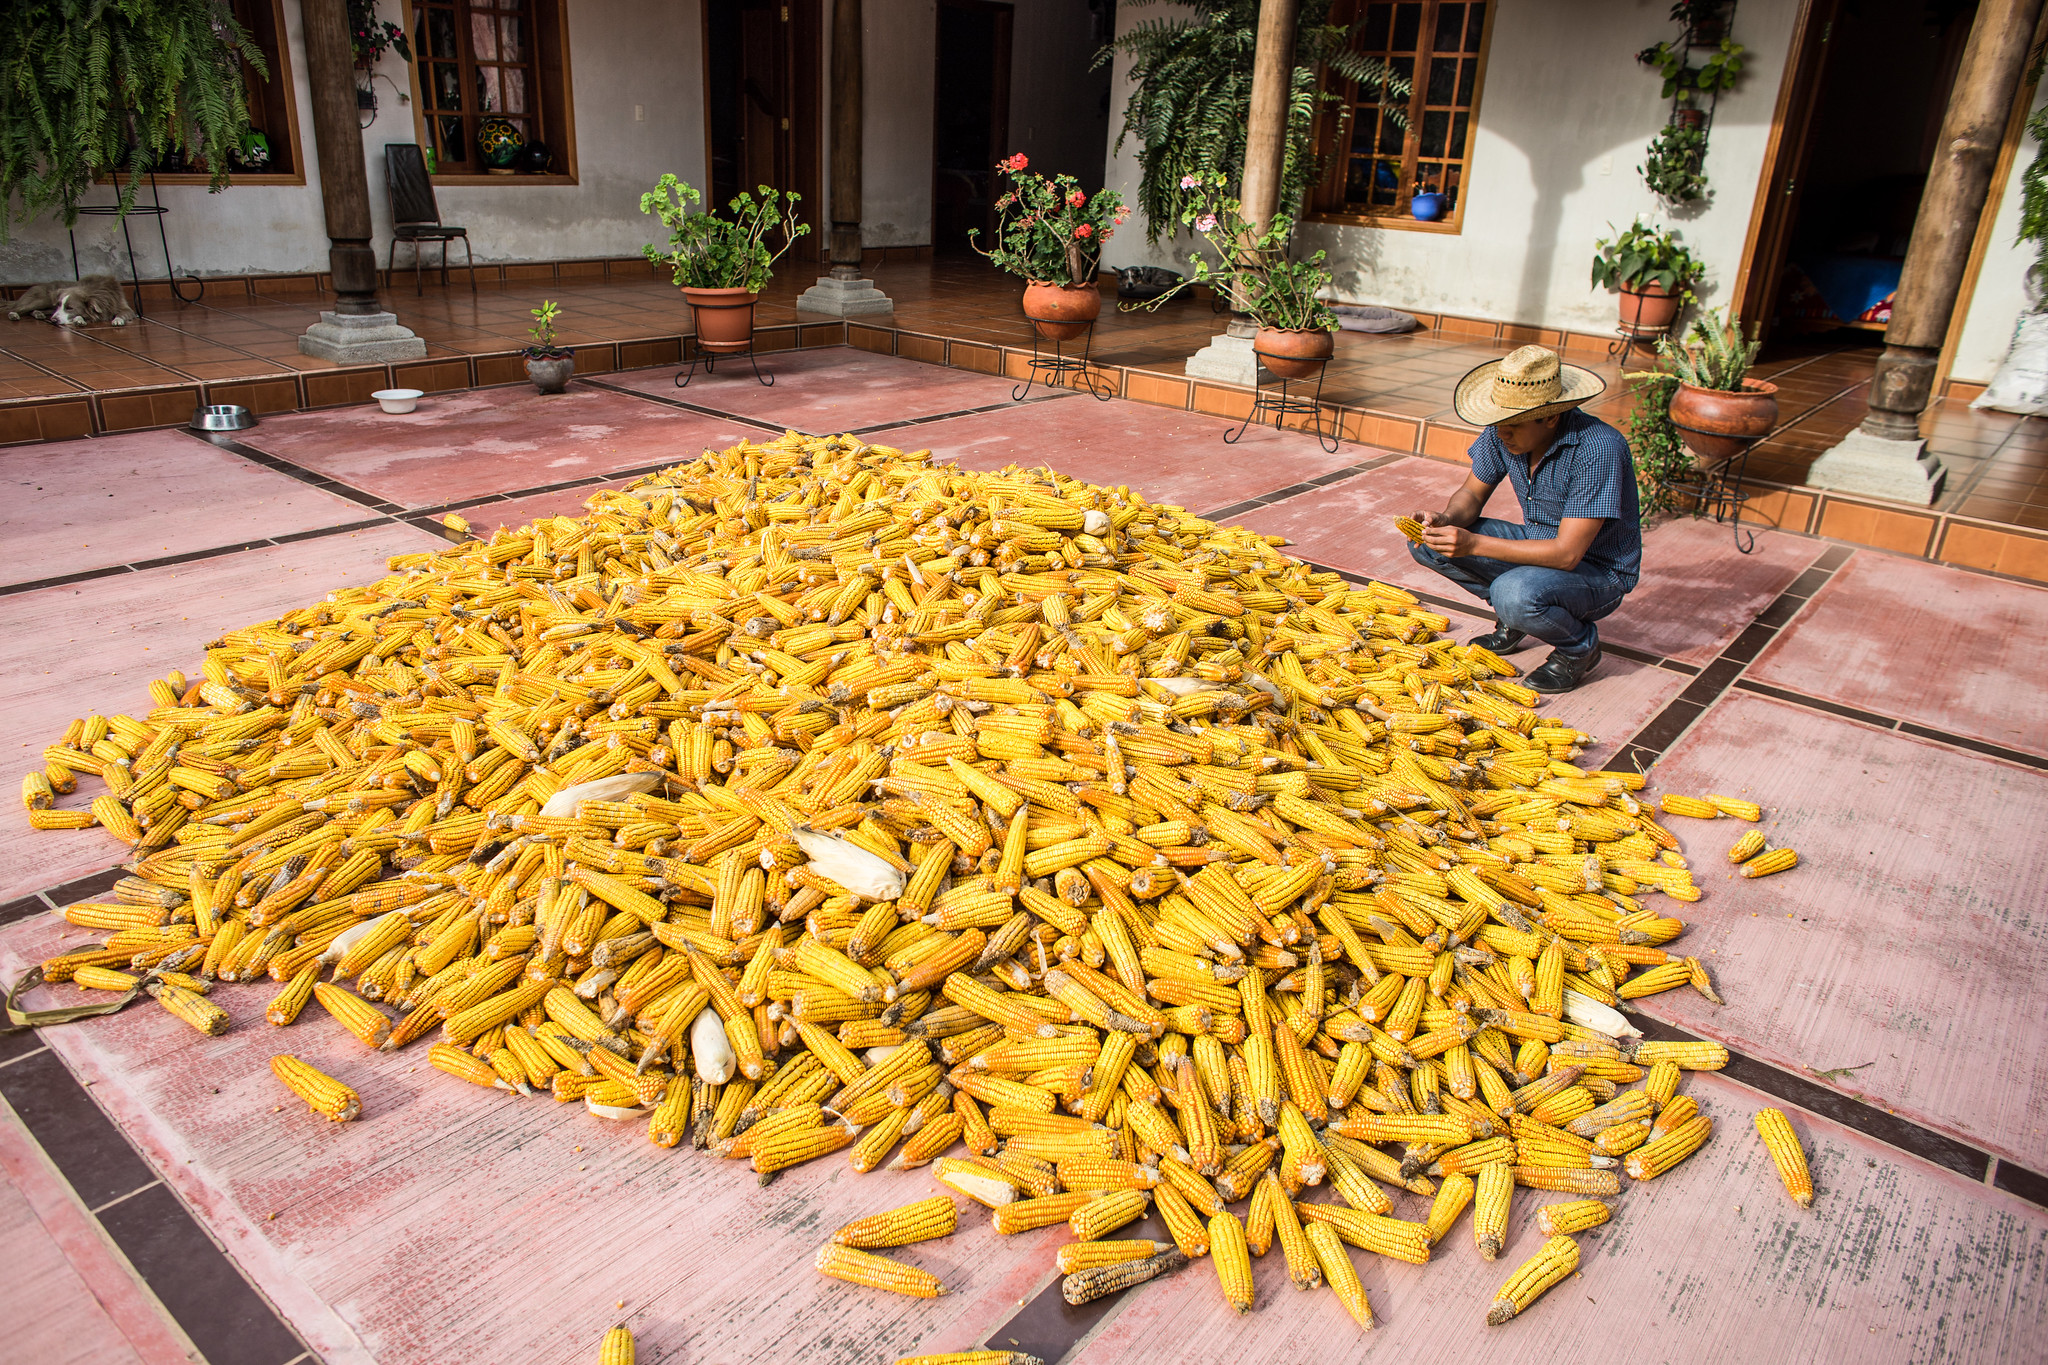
[1124,173,1338,378]
[970,154,1126,339]
[640,174,809,352]
[523,299,573,394]
[1631,306,1778,464]
[1591,218,1705,335]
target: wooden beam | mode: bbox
[1238,0,1300,235]
[828,0,863,273]
[299,0,380,313]
[1863,0,2046,438]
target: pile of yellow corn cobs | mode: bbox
[21,434,1798,1336]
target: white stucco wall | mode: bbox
[1948,80,2047,385]
[845,0,937,247]
[1100,0,1802,334]
[0,0,706,283]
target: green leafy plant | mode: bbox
[639,175,810,292]
[1638,123,1709,204]
[1095,0,1408,245]
[1642,306,1762,392]
[1590,218,1706,302]
[969,155,1128,287]
[349,0,411,68]
[524,300,567,358]
[1121,173,1337,332]
[0,0,267,237]
[1636,37,1744,97]
[1622,371,1690,519]
[1695,41,1746,93]
[2017,100,2048,293]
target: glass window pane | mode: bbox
[1450,110,1469,158]
[1434,3,1464,53]
[438,115,467,161]
[435,63,461,110]
[1389,54,1413,85]
[501,68,526,115]
[501,14,526,61]
[1352,120,1375,156]
[1458,56,1477,106]
[471,12,498,61]
[1372,160,1399,204]
[1427,55,1458,105]
[1346,158,1375,201]
[477,66,500,113]
[1362,4,1391,50]
[1420,109,1448,158]
[1391,3,1420,51]
[1378,110,1406,155]
[1466,4,1487,51]
[428,7,457,59]
[1414,160,1442,193]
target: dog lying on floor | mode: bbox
[7,276,138,326]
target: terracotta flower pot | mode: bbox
[524,352,574,394]
[1617,283,1683,336]
[1022,280,1102,340]
[1256,326,1335,380]
[682,287,760,353]
[1669,378,1780,463]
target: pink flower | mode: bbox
[1068,189,1086,208]
[1180,174,1199,189]
[1074,224,1093,238]
[1195,213,1218,233]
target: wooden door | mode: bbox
[704,0,822,254]
[1732,0,1843,344]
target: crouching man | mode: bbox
[1408,345,1640,693]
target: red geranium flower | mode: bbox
[1067,189,1086,208]
[1074,224,1094,238]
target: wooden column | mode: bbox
[1237,0,1300,236]
[300,0,381,314]
[1861,0,2045,439]
[828,0,863,277]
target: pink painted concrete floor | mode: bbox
[606,346,1026,431]
[3,347,2046,1365]
[1,430,382,587]
[233,383,762,510]
[1747,550,2048,757]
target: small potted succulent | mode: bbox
[641,174,810,352]
[971,154,1127,339]
[522,300,573,393]
[1632,306,1778,463]
[1591,218,1706,335]
[1125,173,1339,378]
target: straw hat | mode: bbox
[1452,345,1605,427]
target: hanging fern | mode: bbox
[1096,0,1408,245]
[0,0,266,239]
[2019,100,2048,296]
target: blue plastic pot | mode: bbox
[1409,192,1447,222]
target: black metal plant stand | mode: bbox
[1608,320,1672,369]
[67,172,202,317]
[1224,350,1339,454]
[1014,316,1114,401]
[675,340,772,389]
[1659,437,1759,554]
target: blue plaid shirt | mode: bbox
[1469,410,1642,584]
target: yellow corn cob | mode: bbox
[1705,794,1762,820]
[1657,794,1719,819]
[1306,1221,1374,1328]
[1616,962,1693,999]
[895,1356,1046,1365]
[1754,1107,1813,1207]
[1741,847,1798,878]
[71,965,140,992]
[313,982,392,1048]
[1534,1198,1610,1235]
[1055,1239,1163,1274]
[1423,1171,1475,1246]
[1394,516,1428,543]
[1154,1182,1210,1259]
[270,1054,360,1121]
[1069,1189,1149,1241]
[754,1121,856,1174]
[1471,1161,1511,1260]
[1207,1209,1255,1314]
[266,961,320,1026]
[1486,1234,1579,1325]
[1512,1165,1620,1195]
[597,1325,633,1365]
[431,1042,513,1091]
[149,982,229,1036]
[835,1195,960,1248]
[1633,1040,1729,1071]
[1625,1112,1713,1180]
[813,1243,948,1298]
[1294,1204,1431,1265]
[1060,1247,1187,1305]
[1725,830,1767,864]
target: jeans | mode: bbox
[1407,518,1632,656]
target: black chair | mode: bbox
[384,143,476,294]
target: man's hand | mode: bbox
[1411,510,1441,528]
[1420,522,1474,558]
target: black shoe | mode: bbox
[1469,626,1528,653]
[1526,644,1603,693]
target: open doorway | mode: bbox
[1738,0,1976,355]
[932,0,1013,253]
[703,0,823,257]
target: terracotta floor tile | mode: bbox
[608,345,1024,429]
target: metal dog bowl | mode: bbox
[189,404,256,432]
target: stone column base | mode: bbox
[1184,332,1272,387]
[1805,429,1946,506]
[795,275,894,317]
[298,311,427,364]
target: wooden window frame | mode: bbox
[139,0,306,187]
[406,0,579,186]
[1309,0,1495,235]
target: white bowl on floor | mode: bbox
[372,388,424,414]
